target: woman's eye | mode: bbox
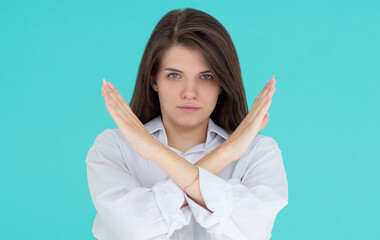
[168,73,179,78]
[201,74,213,80]
[168,73,212,80]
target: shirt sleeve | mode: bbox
[184,136,288,240]
[86,129,192,240]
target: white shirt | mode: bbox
[86,115,288,240]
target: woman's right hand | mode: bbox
[223,75,276,162]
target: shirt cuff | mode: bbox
[152,175,192,235]
[184,166,237,232]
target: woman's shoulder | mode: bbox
[252,134,281,152]
[233,134,283,181]
[90,128,138,160]
[92,128,132,150]
[237,134,282,162]
[93,128,120,143]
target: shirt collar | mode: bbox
[144,115,230,147]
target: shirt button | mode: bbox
[180,228,187,234]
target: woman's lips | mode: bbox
[178,107,200,112]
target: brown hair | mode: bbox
[129,8,248,133]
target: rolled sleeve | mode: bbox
[86,129,192,240]
[184,136,288,240]
[152,175,192,236]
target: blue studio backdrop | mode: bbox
[0,0,379,239]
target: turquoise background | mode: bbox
[1,0,379,239]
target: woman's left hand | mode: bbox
[222,75,276,162]
[101,78,161,159]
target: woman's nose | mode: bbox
[181,80,198,99]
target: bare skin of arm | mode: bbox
[101,76,275,212]
[151,140,233,212]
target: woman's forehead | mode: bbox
[160,47,211,71]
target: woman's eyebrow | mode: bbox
[163,68,211,74]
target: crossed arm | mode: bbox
[149,138,234,212]
[87,128,288,239]
[94,77,286,239]
[99,77,276,214]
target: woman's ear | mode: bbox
[219,86,223,95]
[151,76,158,92]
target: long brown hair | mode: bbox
[129,8,248,133]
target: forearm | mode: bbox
[195,142,233,175]
[150,141,233,212]
[180,143,232,208]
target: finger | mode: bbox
[250,90,275,124]
[257,76,276,108]
[264,75,275,89]
[261,76,276,100]
[261,75,275,95]
[102,85,125,122]
[250,77,276,117]
[104,80,132,114]
[102,83,126,118]
[108,82,132,112]
[103,86,127,119]
[253,75,275,107]
[102,86,117,108]
[254,86,275,117]
[103,80,118,104]
[104,97,124,126]
[259,96,272,118]
[263,84,276,105]
[101,88,111,105]
[251,99,272,131]
[103,90,117,115]
[102,83,121,114]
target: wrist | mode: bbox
[194,141,235,176]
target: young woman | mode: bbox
[86,8,288,240]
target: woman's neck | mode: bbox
[163,117,209,154]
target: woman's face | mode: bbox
[151,44,222,130]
